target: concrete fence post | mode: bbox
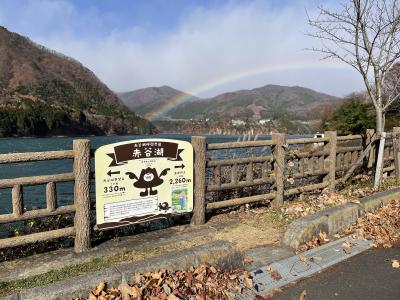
[272,133,286,207]
[366,128,376,169]
[393,127,400,182]
[73,139,91,253]
[191,136,207,225]
[12,185,23,217]
[324,131,337,192]
[374,132,387,190]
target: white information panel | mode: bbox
[95,139,193,230]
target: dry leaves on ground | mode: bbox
[297,231,330,252]
[79,264,252,300]
[211,184,377,227]
[297,201,400,252]
[339,201,400,248]
[279,187,373,221]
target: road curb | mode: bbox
[283,187,400,249]
[2,240,243,300]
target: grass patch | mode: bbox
[262,209,289,227]
[378,177,399,191]
[0,258,107,297]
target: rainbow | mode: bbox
[144,62,351,121]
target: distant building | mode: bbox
[259,119,271,125]
[298,120,312,125]
[313,133,325,147]
[231,119,246,126]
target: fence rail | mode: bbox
[0,150,74,164]
[208,140,275,150]
[0,128,399,253]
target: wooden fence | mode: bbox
[0,140,90,253]
[191,128,400,224]
[0,128,399,253]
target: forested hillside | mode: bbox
[0,26,153,137]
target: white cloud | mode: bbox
[2,0,364,97]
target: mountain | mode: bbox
[120,84,340,123]
[166,85,340,121]
[0,26,153,137]
[118,86,199,118]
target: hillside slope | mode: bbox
[0,26,153,137]
[167,85,340,121]
[119,86,199,118]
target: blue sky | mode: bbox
[0,0,364,97]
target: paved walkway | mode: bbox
[271,248,400,300]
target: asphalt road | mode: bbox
[268,248,400,300]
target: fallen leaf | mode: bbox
[287,177,295,184]
[392,260,400,268]
[132,273,142,284]
[319,231,329,242]
[243,256,253,265]
[196,294,206,300]
[266,266,282,281]
[93,281,106,296]
[163,283,172,295]
[118,283,141,300]
[152,271,162,279]
[299,289,307,300]
[298,255,309,265]
[311,256,322,263]
[88,292,97,300]
[342,240,353,254]
[244,277,253,288]
[168,294,180,300]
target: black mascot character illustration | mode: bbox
[158,202,170,211]
[125,167,170,197]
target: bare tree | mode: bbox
[307,0,400,134]
[383,62,400,113]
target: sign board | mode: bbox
[95,139,193,230]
